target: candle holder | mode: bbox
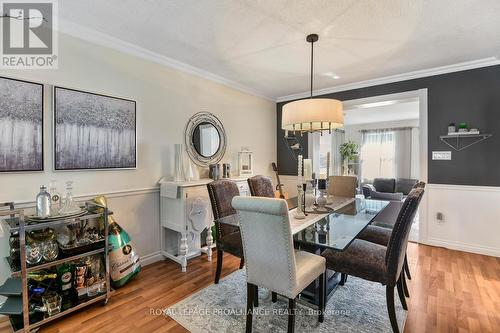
[294,185,306,219]
[316,179,327,210]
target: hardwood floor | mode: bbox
[1,243,498,333]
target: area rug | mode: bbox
[165,270,406,332]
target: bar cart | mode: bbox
[0,201,111,333]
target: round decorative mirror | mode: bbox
[185,112,226,166]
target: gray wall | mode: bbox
[277,65,500,187]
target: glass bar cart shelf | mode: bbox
[0,201,112,333]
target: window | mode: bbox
[310,130,345,178]
[318,132,332,176]
[360,130,395,182]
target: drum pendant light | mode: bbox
[281,34,343,133]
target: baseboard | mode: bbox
[424,238,500,258]
[140,251,163,266]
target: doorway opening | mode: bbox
[311,90,428,243]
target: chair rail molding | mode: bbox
[423,183,500,257]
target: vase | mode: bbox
[184,155,199,181]
[174,144,184,182]
[305,182,315,209]
[343,159,349,176]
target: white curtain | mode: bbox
[360,129,395,181]
[309,129,345,177]
[360,127,416,181]
[330,130,345,176]
[394,128,413,179]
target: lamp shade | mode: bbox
[281,98,343,132]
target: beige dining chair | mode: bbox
[232,196,326,333]
[327,175,357,197]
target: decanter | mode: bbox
[59,181,80,215]
[49,180,61,215]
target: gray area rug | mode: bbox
[166,270,406,332]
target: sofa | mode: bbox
[362,178,418,201]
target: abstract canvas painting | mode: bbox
[54,87,136,170]
[0,77,44,172]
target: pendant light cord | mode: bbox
[310,39,314,98]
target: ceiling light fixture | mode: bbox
[281,34,343,134]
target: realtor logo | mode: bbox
[1,0,58,68]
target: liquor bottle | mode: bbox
[94,195,141,288]
[36,185,51,218]
[57,263,74,310]
[28,271,57,282]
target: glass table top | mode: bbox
[293,198,390,251]
[215,198,391,252]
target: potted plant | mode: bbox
[339,141,359,175]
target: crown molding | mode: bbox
[276,57,500,102]
[57,19,274,101]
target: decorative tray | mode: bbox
[57,238,105,256]
[26,209,88,222]
[305,205,334,214]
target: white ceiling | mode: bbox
[59,0,500,100]
[344,100,419,125]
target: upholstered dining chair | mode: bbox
[358,181,426,293]
[327,175,357,197]
[207,180,245,285]
[232,196,326,333]
[247,175,275,198]
[321,187,425,333]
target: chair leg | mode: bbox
[287,298,296,333]
[318,272,326,323]
[402,271,410,298]
[240,258,245,269]
[386,286,400,333]
[396,277,408,310]
[214,249,223,284]
[271,292,277,303]
[254,286,259,307]
[339,273,348,286]
[404,254,411,280]
[246,283,255,333]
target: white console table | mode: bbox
[159,178,249,272]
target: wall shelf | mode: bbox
[439,133,492,151]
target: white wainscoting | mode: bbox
[423,184,500,257]
[277,178,500,257]
[0,188,162,312]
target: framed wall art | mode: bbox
[0,76,44,172]
[54,86,136,170]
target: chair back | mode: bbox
[207,180,240,220]
[232,197,297,296]
[412,181,426,189]
[207,180,241,243]
[384,186,425,284]
[328,176,357,197]
[247,175,275,198]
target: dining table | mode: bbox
[215,195,397,306]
